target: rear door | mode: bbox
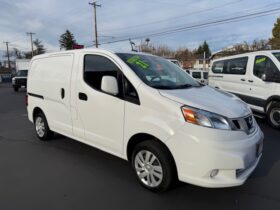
[191,71,202,83]
[75,53,125,154]
[31,54,74,135]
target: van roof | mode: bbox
[213,50,280,61]
[31,48,156,60]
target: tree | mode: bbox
[269,17,280,49]
[195,41,211,57]
[59,30,77,50]
[174,48,195,61]
[12,48,24,59]
[33,39,46,55]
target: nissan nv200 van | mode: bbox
[27,49,263,192]
[209,50,280,129]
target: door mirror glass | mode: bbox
[261,73,267,81]
[101,76,119,95]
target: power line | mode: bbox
[99,2,279,42]
[26,32,36,57]
[98,7,280,45]
[89,1,101,48]
[99,0,245,34]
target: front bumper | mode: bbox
[166,123,263,188]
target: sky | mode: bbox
[0,0,279,60]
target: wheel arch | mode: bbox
[32,107,45,121]
[265,95,280,112]
[126,133,178,176]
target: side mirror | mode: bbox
[261,73,267,81]
[101,76,119,95]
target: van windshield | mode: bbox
[117,53,199,89]
[273,52,280,62]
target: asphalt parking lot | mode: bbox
[0,83,280,210]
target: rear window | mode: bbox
[192,72,201,79]
[203,72,208,79]
[212,57,248,75]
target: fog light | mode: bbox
[210,169,219,178]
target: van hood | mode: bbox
[159,86,251,118]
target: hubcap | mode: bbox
[35,117,45,137]
[270,108,280,126]
[134,150,163,187]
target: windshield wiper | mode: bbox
[173,84,193,89]
[151,84,194,90]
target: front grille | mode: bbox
[15,78,27,86]
[230,115,256,134]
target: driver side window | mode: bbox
[254,55,278,79]
[84,54,121,93]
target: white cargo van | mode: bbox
[209,51,280,129]
[27,49,263,192]
[188,70,209,85]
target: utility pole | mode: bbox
[89,1,101,48]
[3,41,11,70]
[203,51,206,71]
[26,32,36,57]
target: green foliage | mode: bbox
[195,41,211,57]
[59,30,77,50]
[24,39,46,59]
[269,17,280,50]
[34,39,46,55]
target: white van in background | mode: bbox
[167,59,183,68]
[187,70,209,85]
[27,49,263,192]
[209,50,280,129]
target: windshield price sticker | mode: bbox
[255,57,266,64]
[127,56,150,69]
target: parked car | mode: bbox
[12,69,28,92]
[209,50,280,129]
[27,49,263,192]
[187,69,209,85]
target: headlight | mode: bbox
[181,106,231,130]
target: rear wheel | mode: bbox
[131,140,176,192]
[34,112,53,140]
[267,102,280,129]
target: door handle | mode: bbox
[248,80,254,83]
[79,92,88,101]
[241,78,245,81]
[61,88,65,99]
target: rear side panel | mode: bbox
[27,54,74,135]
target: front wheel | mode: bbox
[131,140,176,192]
[34,112,54,140]
[267,102,280,129]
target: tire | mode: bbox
[131,140,177,192]
[34,112,54,140]
[267,102,280,129]
[13,86,19,92]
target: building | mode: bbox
[193,58,211,70]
